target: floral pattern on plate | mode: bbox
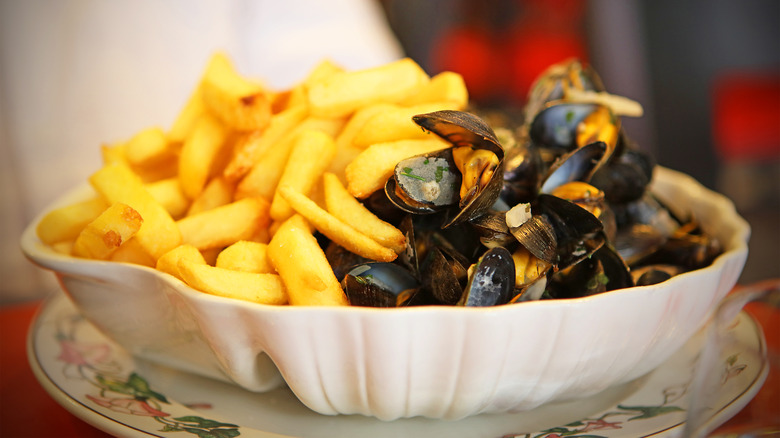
[29,292,764,438]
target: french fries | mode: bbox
[72,203,143,259]
[268,215,348,306]
[35,53,472,307]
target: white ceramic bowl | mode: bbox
[22,166,749,421]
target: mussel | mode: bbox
[385,110,505,227]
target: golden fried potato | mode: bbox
[178,113,230,200]
[215,240,273,274]
[109,237,156,267]
[235,116,345,201]
[201,52,272,131]
[168,85,207,144]
[178,261,288,305]
[124,127,173,168]
[307,58,430,118]
[334,103,395,150]
[177,197,270,250]
[156,244,207,281]
[89,163,182,260]
[36,197,108,245]
[322,173,406,253]
[351,102,460,148]
[72,203,143,260]
[267,214,348,306]
[278,185,397,262]
[144,177,190,219]
[270,129,336,222]
[186,176,234,216]
[401,71,468,108]
[223,105,307,182]
[345,138,450,198]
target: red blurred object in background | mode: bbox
[430,25,499,102]
[712,73,780,162]
[429,0,589,105]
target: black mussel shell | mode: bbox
[590,147,656,204]
[457,247,516,307]
[632,264,687,286]
[534,194,606,268]
[509,214,558,264]
[412,110,503,155]
[423,246,468,305]
[501,140,544,205]
[529,102,599,152]
[540,141,609,194]
[524,59,606,121]
[546,245,632,299]
[342,262,420,307]
[469,210,516,248]
[326,241,370,282]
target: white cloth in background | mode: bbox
[0,0,404,303]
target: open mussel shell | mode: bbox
[457,247,516,307]
[590,146,656,204]
[469,209,516,248]
[529,102,598,152]
[412,110,502,154]
[388,110,506,228]
[546,244,633,299]
[540,141,609,194]
[385,148,461,215]
[501,140,544,205]
[342,262,420,307]
[524,59,607,119]
[533,194,606,268]
[422,246,469,305]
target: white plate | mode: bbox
[28,291,766,438]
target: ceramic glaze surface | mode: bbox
[22,167,750,420]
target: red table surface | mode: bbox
[1,281,778,438]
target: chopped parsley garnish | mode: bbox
[434,166,448,183]
[400,167,426,181]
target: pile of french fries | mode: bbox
[36,53,468,306]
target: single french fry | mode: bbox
[267,215,348,306]
[345,138,450,198]
[124,127,173,168]
[307,58,430,118]
[72,203,143,260]
[235,116,345,201]
[223,104,307,182]
[270,129,337,222]
[156,244,207,281]
[145,177,190,219]
[334,103,395,150]
[178,261,288,305]
[177,197,270,250]
[401,71,469,108]
[89,163,182,260]
[186,176,235,216]
[201,52,272,131]
[279,185,397,262]
[322,173,406,253]
[303,58,345,88]
[109,237,156,267]
[179,113,230,200]
[101,142,128,166]
[168,85,207,144]
[133,154,180,183]
[351,102,460,148]
[216,240,274,274]
[36,197,108,245]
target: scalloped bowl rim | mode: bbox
[21,166,750,317]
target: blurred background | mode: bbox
[1,0,778,304]
[379,0,779,285]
